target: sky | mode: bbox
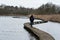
[0,0,60,9]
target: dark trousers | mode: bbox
[30,21,33,27]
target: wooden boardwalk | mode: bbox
[24,21,55,40]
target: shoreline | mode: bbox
[0,15,60,23]
[31,14,60,23]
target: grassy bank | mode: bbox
[29,14,60,23]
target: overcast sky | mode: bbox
[0,0,60,9]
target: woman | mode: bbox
[29,15,34,27]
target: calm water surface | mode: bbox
[33,21,60,40]
[0,16,36,40]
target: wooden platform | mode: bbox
[24,21,55,40]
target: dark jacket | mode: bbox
[30,15,34,22]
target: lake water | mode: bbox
[33,21,60,40]
[0,16,40,40]
[1,16,59,40]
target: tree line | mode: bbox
[0,5,34,15]
[34,3,60,15]
[0,3,60,15]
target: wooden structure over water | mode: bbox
[24,21,55,40]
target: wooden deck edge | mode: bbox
[24,25,39,40]
[24,23,55,40]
